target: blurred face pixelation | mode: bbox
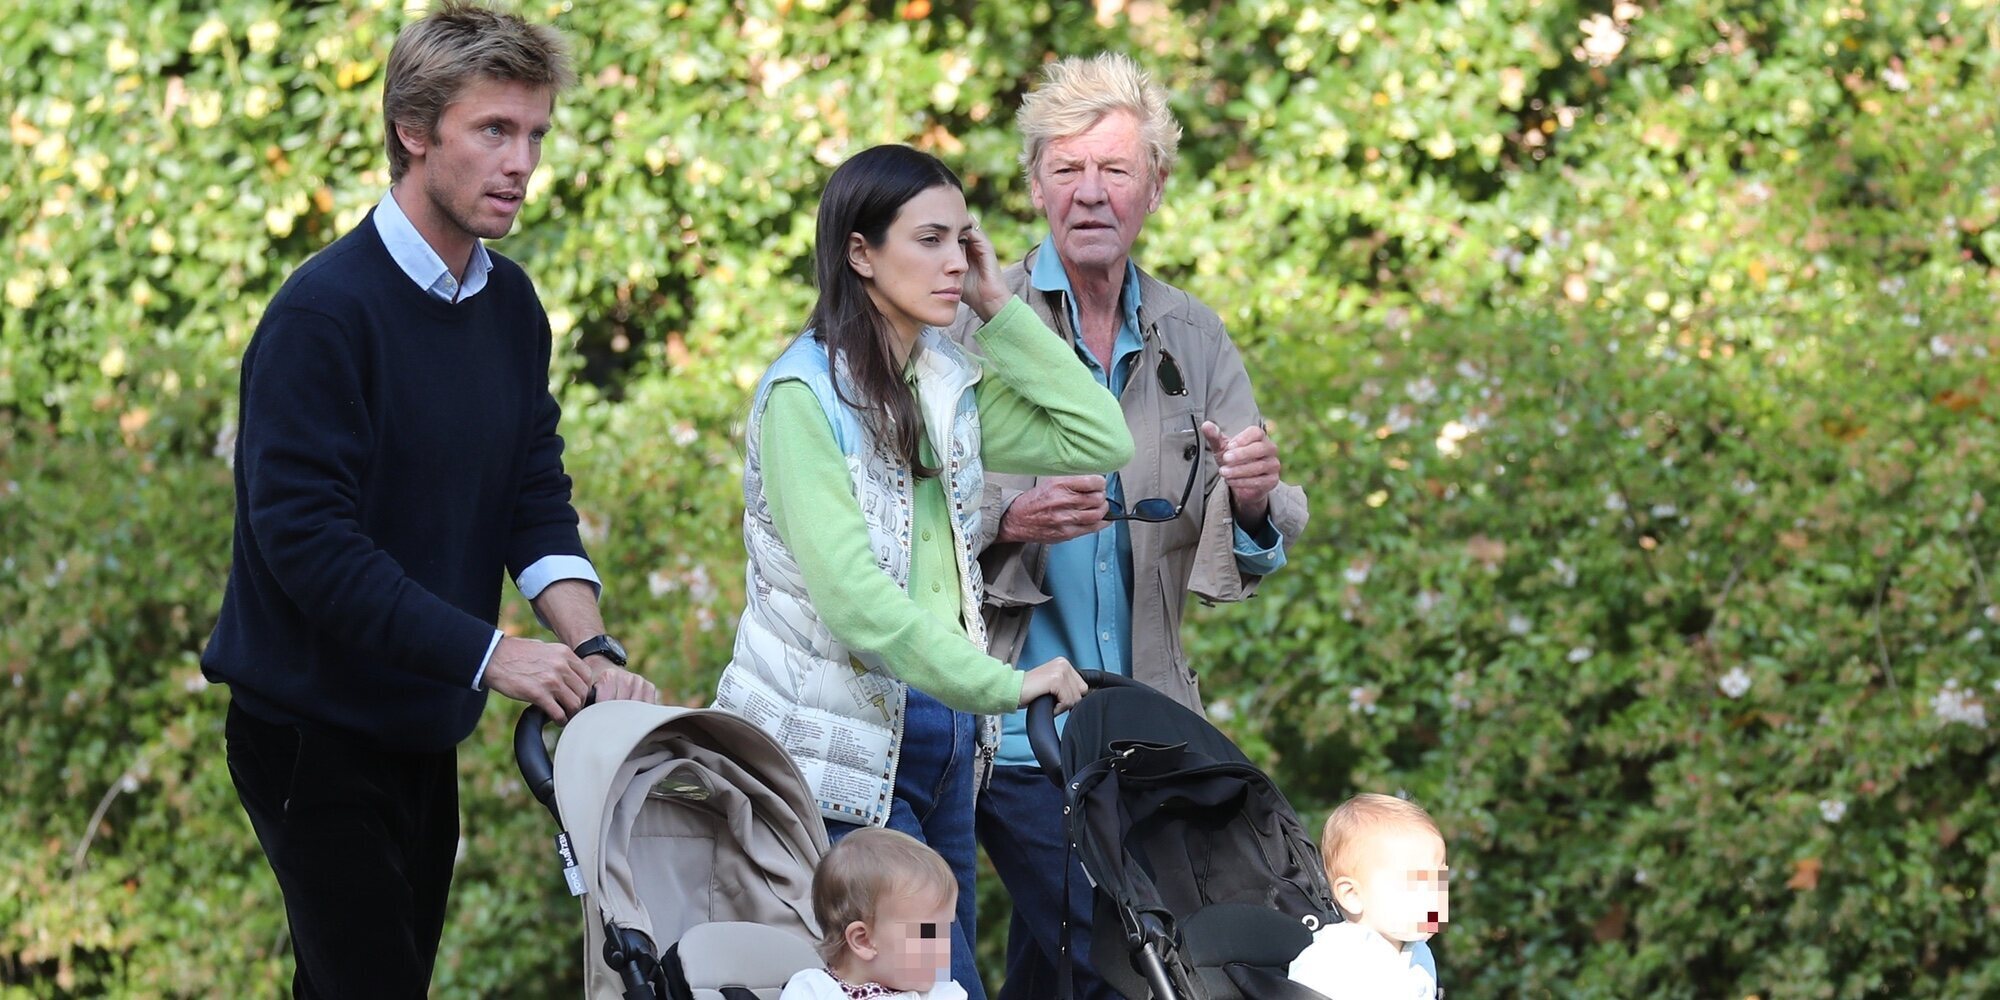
[1334,827,1450,947]
[841,887,955,992]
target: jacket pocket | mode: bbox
[1149,413,1204,553]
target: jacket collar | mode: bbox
[1017,241,1187,339]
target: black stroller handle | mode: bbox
[1025,668,1148,780]
[514,706,561,822]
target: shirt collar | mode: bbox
[1029,235,1143,335]
[374,188,492,303]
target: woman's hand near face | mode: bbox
[962,220,1013,322]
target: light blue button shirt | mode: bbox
[997,238,1286,766]
[374,189,602,689]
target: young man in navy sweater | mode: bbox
[201,5,655,995]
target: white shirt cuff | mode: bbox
[516,554,602,601]
[471,629,504,691]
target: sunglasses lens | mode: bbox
[1159,353,1186,396]
[1130,498,1178,521]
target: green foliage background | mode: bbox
[5,0,2000,995]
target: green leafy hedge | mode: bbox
[4,0,1997,996]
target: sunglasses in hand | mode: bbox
[1103,414,1201,523]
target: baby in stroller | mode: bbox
[782,828,968,1000]
[1289,793,1450,1000]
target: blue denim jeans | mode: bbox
[976,763,1122,1000]
[825,687,986,1000]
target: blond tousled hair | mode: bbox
[1016,52,1183,182]
[1320,793,1443,878]
[382,2,577,182]
[811,828,957,964]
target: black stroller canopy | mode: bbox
[1050,680,1338,1000]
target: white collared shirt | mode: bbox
[1289,921,1439,1000]
[374,188,494,303]
[374,188,602,689]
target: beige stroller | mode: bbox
[516,701,830,999]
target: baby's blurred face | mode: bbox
[1340,828,1450,945]
[863,888,955,992]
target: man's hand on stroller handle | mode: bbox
[486,637,594,722]
[588,665,661,705]
[1019,657,1088,714]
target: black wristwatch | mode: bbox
[573,634,628,667]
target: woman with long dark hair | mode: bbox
[716,144,1132,996]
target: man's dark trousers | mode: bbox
[226,699,458,998]
[976,763,1124,1000]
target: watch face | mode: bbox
[602,635,628,662]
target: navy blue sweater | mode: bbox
[203,213,587,752]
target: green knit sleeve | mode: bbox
[971,297,1136,476]
[760,381,1025,714]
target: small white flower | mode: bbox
[1436,420,1472,457]
[213,417,238,467]
[687,565,716,603]
[1968,628,1986,644]
[1931,679,1988,728]
[1882,67,1910,92]
[1632,869,1649,885]
[1577,14,1626,65]
[1406,377,1438,404]
[1208,699,1237,722]
[1650,503,1679,518]
[1718,666,1752,699]
[1343,561,1371,585]
[1506,613,1532,636]
[1567,646,1593,664]
[1550,557,1578,588]
[1604,492,1627,512]
[1415,591,1441,615]
[647,570,679,598]
[1348,687,1379,715]
[1818,799,1847,823]
[670,421,699,447]
[695,606,717,632]
[1734,477,1759,496]
[1931,335,1955,358]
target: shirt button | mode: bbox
[932,582,943,593]
[1098,560,1108,571]
[1100,631,1112,641]
[922,530,933,541]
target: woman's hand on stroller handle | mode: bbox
[1019,656,1088,713]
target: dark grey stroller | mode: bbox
[517,702,829,999]
[1027,672,1339,1000]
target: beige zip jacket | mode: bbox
[947,246,1309,713]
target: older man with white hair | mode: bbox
[949,53,1309,999]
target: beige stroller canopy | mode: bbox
[525,702,829,999]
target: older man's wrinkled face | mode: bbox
[1031,110,1164,275]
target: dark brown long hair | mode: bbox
[807,144,963,479]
